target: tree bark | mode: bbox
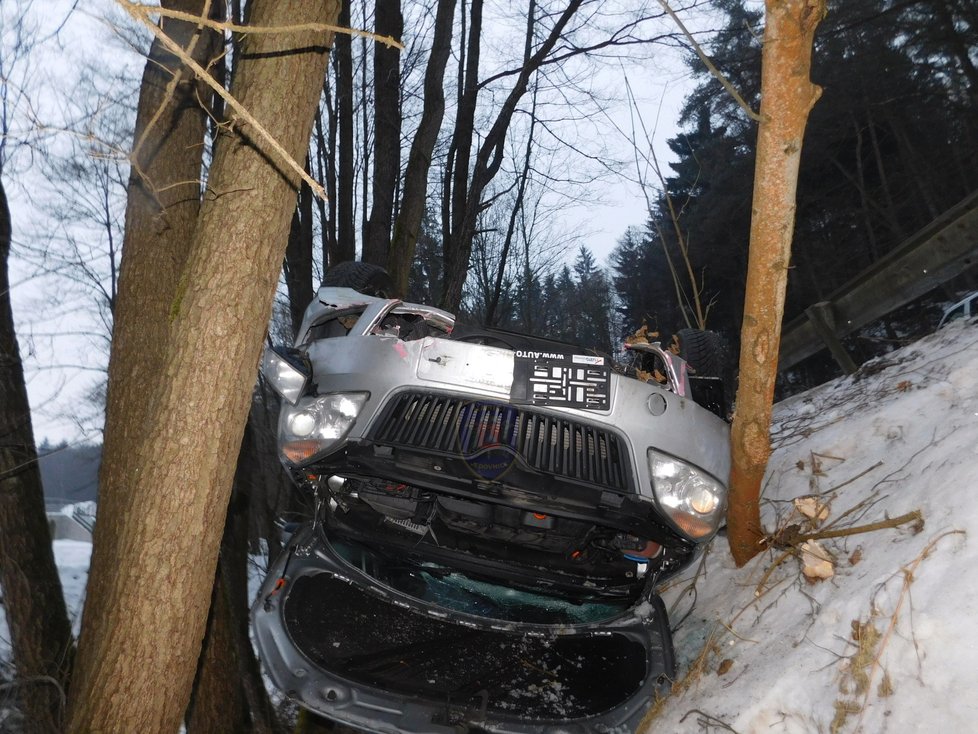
[363,0,404,266]
[222,417,282,733]
[66,1,340,730]
[186,451,279,734]
[185,557,249,734]
[81,0,222,651]
[0,178,74,734]
[333,0,356,265]
[388,0,457,295]
[727,0,826,567]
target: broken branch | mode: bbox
[796,510,922,544]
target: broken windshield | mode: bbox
[330,537,630,625]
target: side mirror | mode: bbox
[261,346,312,405]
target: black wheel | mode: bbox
[676,328,728,419]
[676,328,723,377]
[323,261,395,298]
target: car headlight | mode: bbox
[279,392,369,465]
[261,347,311,405]
[648,449,726,540]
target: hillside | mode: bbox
[648,321,978,733]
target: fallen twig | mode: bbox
[797,510,923,544]
[850,529,965,732]
[680,708,742,733]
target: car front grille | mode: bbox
[369,391,630,492]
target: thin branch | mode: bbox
[826,460,884,494]
[796,510,922,543]
[130,0,214,165]
[753,548,793,597]
[656,0,761,122]
[680,710,741,733]
[121,2,403,48]
[853,530,965,731]
[717,618,759,644]
[117,0,356,200]
[620,76,692,326]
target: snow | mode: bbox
[649,320,978,733]
[0,540,91,680]
[4,322,978,732]
[52,540,93,639]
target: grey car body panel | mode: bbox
[294,288,731,509]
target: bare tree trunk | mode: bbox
[186,443,279,734]
[245,390,289,562]
[441,0,483,308]
[727,0,826,567]
[315,104,336,266]
[185,558,249,734]
[865,105,906,242]
[388,0,457,295]
[333,0,355,265]
[360,3,371,251]
[66,1,340,730]
[285,171,315,336]
[0,178,74,734]
[79,1,222,660]
[850,111,880,260]
[441,0,584,311]
[521,222,534,331]
[486,87,536,325]
[222,418,282,733]
[363,0,403,266]
[888,115,940,222]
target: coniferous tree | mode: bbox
[617,0,978,371]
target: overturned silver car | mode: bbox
[252,264,731,733]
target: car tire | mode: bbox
[676,328,723,377]
[323,261,396,298]
[676,328,728,418]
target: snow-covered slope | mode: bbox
[0,540,90,726]
[0,542,90,658]
[648,321,978,733]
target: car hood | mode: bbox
[252,524,675,733]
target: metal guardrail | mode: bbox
[45,499,97,535]
[779,190,978,372]
[45,499,72,512]
[72,503,97,534]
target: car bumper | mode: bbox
[286,334,730,541]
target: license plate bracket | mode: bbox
[510,353,610,410]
